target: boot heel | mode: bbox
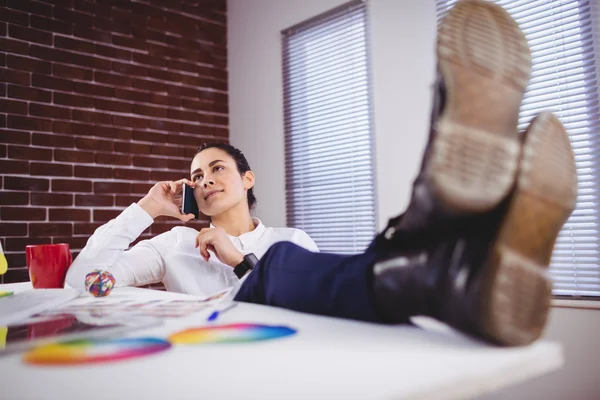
[432,0,530,213]
[482,112,577,346]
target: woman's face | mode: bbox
[190,148,254,217]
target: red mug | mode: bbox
[25,244,73,289]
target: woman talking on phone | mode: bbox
[66,143,318,297]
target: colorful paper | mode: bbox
[169,323,297,344]
[24,337,171,365]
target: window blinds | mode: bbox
[282,1,377,254]
[436,0,600,298]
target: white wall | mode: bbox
[228,0,435,229]
[228,0,600,398]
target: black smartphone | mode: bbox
[181,183,199,219]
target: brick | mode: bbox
[111,61,147,77]
[132,104,168,118]
[95,43,131,61]
[0,83,5,96]
[133,156,166,169]
[73,109,112,124]
[30,103,72,120]
[150,222,180,235]
[8,115,52,132]
[114,141,151,154]
[7,84,51,102]
[0,130,30,145]
[75,137,114,152]
[0,115,5,128]
[53,63,93,81]
[49,208,90,221]
[54,35,94,54]
[183,146,200,158]
[112,115,147,130]
[151,145,185,157]
[74,165,113,179]
[7,145,51,161]
[167,108,198,123]
[73,25,112,44]
[93,209,122,222]
[53,7,94,26]
[30,162,73,177]
[0,207,46,221]
[147,119,180,132]
[95,153,131,166]
[0,69,30,85]
[74,81,114,97]
[52,179,92,193]
[132,52,166,68]
[6,0,53,16]
[111,35,147,51]
[75,194,113,207]
[167,59,201,74]
[0,8,29,25]
[114,88,147,103]
[0,22,5,36]
[167,158,188,170]
[54,236,89,250]
[30,45,111,70]
[4,176,48,191]
[132,78,168,93]
[132,183,153,194]
[32,133,75,148]
[30,223,73,237]
[5,237,51,252]
[32,74,74,92]
[0,222,27,236]
[3,266,29,281]
[73,222,102,235]
[93,181,131,193]
[95,17,131,35]
[94,98,132,113]
[94,71,132,88]
[54,92,94,108]
[147,68,182,83]
[74,0,111,17]
[0,98,28,114]
[6,54,51,74]
[53,120,93,136]
[0,191,29,205]
[115,194,141,207]
[30,15,73,35]
[92,126,132,140]
[54,149,95,163]
[114,168,150,181]
[0,159,29,174]
[0,38,29,55]
[8,24,52,45]
[31,193,73,206]
[150,170,183,182]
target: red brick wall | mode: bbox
[0,0,228,284]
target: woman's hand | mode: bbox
[195,227,244,267]
[138,178,196,222]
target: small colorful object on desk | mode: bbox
[169,323,297,345]
[23,337,171,365]
[85,269,115,297]
[0,291,14,298]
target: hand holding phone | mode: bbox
[181,183,200,220]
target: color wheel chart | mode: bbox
[23,324,297,365]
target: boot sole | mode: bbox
[432,0,531,213]
[481,112,577,346]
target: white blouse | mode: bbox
[65,203,319,297]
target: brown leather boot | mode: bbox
[373,112,577,346]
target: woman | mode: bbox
[66,143,318,297]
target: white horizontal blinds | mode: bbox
[282,1,377,254]
[436,0,600,297]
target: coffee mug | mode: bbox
[25,244,72,289]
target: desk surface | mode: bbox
[0,282,563,400]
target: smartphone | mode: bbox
[181,183,199,219]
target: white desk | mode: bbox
[0,282,563,400]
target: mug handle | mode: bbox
[68,251,73,266]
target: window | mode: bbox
[436,0,600,298]
[281,1,377,254]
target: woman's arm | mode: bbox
[65,178,197,289]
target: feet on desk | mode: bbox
[371,0,577,346]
